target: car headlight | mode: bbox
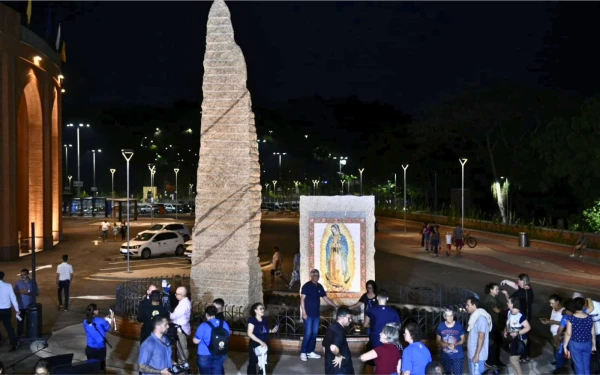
[130,245,141,249]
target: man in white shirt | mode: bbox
[99,220,110,242]
[170,286,191,361]
[56,254,74,311]
[0,271,21,351]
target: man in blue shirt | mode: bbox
[138,315,173,375]
[363,290,401,348]
[193,305,231,374]
[300,269,338,362]
[14,268,39,337]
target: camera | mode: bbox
[169,363,190,374]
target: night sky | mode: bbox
[21,1,591,113]
[11,1,600,195]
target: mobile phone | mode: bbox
[161,279,167,288]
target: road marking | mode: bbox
[99,261,189,271]
[15,264,52,276]
[108,258,188,265]
[70,295,116,300]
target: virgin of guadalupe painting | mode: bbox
[321,223,355,292]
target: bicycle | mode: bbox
[452,230,478,248]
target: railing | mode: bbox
[115,276,476,339]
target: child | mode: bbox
[445,232,452,256]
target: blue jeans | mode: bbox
[424,234,431,250]
[569,340,592,375]
[555,343,565,371]
[198,354,226,375]
[301,316,320,353]
[468,359,486,375]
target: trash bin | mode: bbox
[519,232,529,248]
[27,303,43,339]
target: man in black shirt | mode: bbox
[138,290,169,343]
[323,306,354,375]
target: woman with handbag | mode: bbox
[504,298,531,375]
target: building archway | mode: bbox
[17,73,44,250]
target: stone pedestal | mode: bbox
[299,196,376,306]
[191,0,263,308]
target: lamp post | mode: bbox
[121,149,134,273]
[402,165,409,233]
[272,180,278,205]
[68,175,72,192]
[293,181,300,199]
[312,180,318,195]
[273,152,287,181]
[91,149,101,196]
[501,176,509,223]
[341,179,346,195]
[264,183,270,203]
[174,168,179,220]
[66,123,90,197]
[459,158,468,230]
[359,168,364,196]
[63,144,72,187]
[189,184,194,200]
[110,169,116,198]
[394,173,397,208]
[148,164,156,224]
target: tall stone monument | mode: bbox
[191,0,263,307]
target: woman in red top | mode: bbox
[360,324,402,375]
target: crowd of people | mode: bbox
[3,258,600,375]
[421,223,465,256]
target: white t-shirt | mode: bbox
[272,252,281,270]
[445,234,452,245]
[588,300,600,336]
[550,307,564,336]
[57,262,73,281]
[101,222,110,231]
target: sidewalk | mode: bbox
[378,217,600,295]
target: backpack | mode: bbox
[206,320,229,355]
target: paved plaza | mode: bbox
[0,215,597,373]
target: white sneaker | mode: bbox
[579,255,583,258]
[300,353,307,361]
[307,352,321,359]
[569,254,575,257]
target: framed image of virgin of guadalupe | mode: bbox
[309,218,366,299]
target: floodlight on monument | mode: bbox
[61,89,66,93]
[33,56,42,65]
[58,74,64,80]
[121,149,134,273]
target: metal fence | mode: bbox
[115,276,476,339]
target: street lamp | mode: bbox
[68,175,72,192]
[110,169,116,198]
[272,180,278,205]
[402,165,409,233]
[273,152,287,181]
[63,144,72,186]
[264,183,270,203]
[341,179,346,195]
[121,149,134,273]
[501,176,509,223]
[459,158,468,230]
[148,164,156,224]
[358,168,364,196]
[293,181,300,198]
[174,168,180,220]
[66,123,90,197]
[189,184,194,200]
[333,156,348,176]
[91,149,101,196]
[312,180,318,195]
[394,173,397,208]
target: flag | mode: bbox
[55,23,61,51]
[26,0,32,24]
[60,41,66,63]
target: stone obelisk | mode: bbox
[191,0,263,307]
